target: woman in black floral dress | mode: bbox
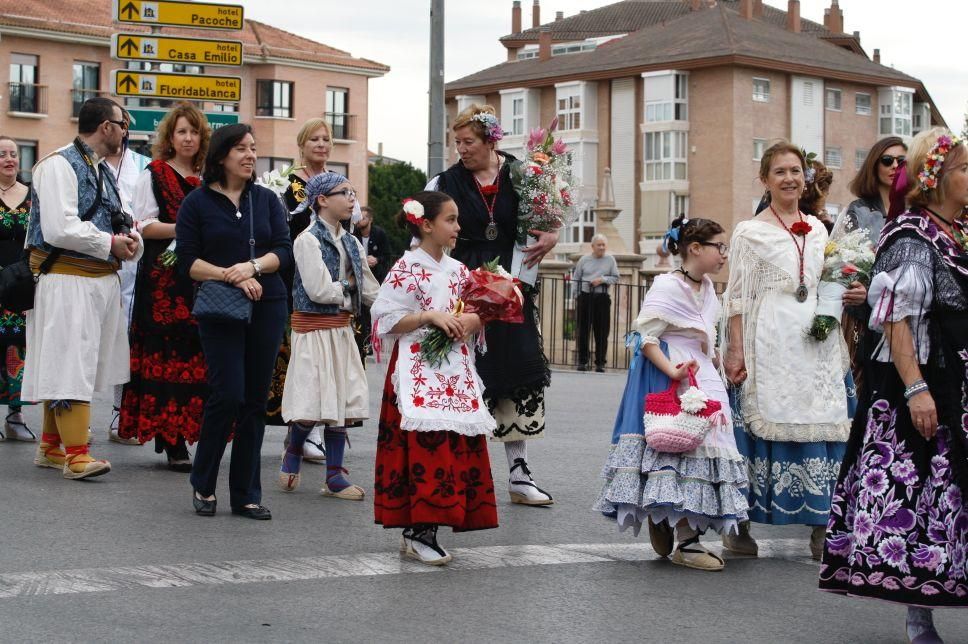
[118,105,209,470]
[820,129,968,642]
[0,137,34,442]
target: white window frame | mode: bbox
[825,87,842,111]
[879,87,913,137]
[825,146,843,169]
[855,148,868,170]
[855,92,871,116]
[563,204,596,244]
[557,90,581,131]
[511,97,525,136]
[644,71,688,123]
[752,77,770,102]
[645,130,688,182]
[753,138,767,161]
[673,194,689,220]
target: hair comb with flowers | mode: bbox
[471,113,506,143]
[918,134,964,192]
[402,198,425,226]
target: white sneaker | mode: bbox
[302,426,326,463]
[508,458,554,506]
[400,527,451,566]
[107,409,140,446]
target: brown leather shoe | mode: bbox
[648,518,674,557]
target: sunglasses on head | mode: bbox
[879,154,905,167]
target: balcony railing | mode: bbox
[8,82,47,115]
[325,112,356,141]
[71,88,105,118]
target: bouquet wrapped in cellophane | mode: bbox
[508,117,580,285]
[807,228,875,341]
[420,259,525,367]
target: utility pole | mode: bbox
[427,0,445,177]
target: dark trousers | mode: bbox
[190,298,287,509]
[576,291,611,368]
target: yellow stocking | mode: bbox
[53,401,98,473]
[35,403,65,466]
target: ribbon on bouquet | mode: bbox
[815,281,847,320]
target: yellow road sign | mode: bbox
[112,33,243,66]
[112,70,242,102]
[112,0,243,30]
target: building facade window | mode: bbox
[752,77,770,102]
[256,80,293,118]
[825,88,842,111]
[563,205,595,244]
[855,92,871,115]
[255,156,293,177]
[16,139,36,182]
[327,161,349,179]
[879,87,913,137]
[825,146,843,169]
[326,87,350,139]
[855,148,868,170]
[71,61,99,118]
[674,194,689,219]
[753,138,767,161]
[557,90,581,130]
[511,97,525,136]
[645,130,687,181]
[9,53,41,114]
[645,71,688,122]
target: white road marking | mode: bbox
[0,539,817,599]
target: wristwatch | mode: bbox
[340,278,350,294]
[249,259,262,277]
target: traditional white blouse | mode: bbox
[294,217,379,312]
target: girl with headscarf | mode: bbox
[277,172,379,500]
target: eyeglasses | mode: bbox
[699,241,729,256]
[326,188,356,200]
[879,154,905,168]
[106,119,128,131]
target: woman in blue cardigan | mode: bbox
[176,123,293,520]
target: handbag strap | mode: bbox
[248,192,255,262]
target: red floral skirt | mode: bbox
[374,346,498,531]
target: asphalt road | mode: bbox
[0,364,965,643]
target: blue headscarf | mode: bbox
[290,171,349,216]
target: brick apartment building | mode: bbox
[0,0,388,196]
[446,0,945,264]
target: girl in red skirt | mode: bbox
[370,191,498,565]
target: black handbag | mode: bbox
[191,196,255,324]
[0,162,105,313]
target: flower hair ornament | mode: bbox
[918,134,964,191]
[402,198,425,226]
[471,113,506,143]
[661,217,689,253]
[801,149,818,185]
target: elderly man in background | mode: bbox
[572,234,619,373]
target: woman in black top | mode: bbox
[176,123,293,520]
[428,105,557,506]
[0,136,34,442]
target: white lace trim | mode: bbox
[400,416,495,437]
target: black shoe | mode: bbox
[595,366,605,373]
[577,364,588,372]
[232,504,272,520]
[193,491,216,516]
[165,441,193,473]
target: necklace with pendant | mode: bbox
[474,168,501,241]
[769,205,809,302]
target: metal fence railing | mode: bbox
[536,275,725,371]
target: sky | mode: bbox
[239,0,968,172]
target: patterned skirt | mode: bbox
[374,346,498,531]
[820,366,968,607]
[486,383,546,442]
[0,343,28,406]
[265,328,291,426]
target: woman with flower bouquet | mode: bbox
[371,191,500,566]
[118,103,209,470]
[722,142,857,560]
[426,105,555,506]
[820,129,968,642]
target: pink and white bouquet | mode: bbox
[509,117,579,285]
[807,228,875,342]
